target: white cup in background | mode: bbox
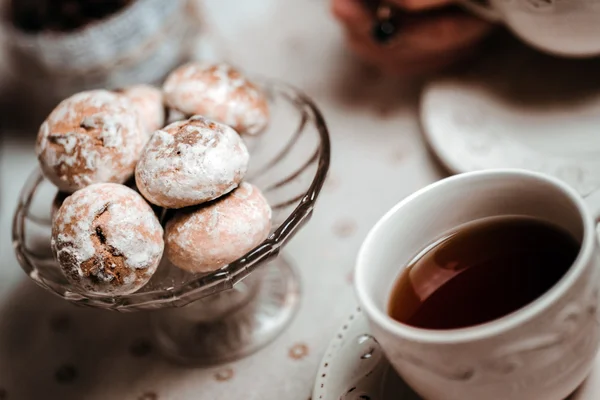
[460,0,600,57]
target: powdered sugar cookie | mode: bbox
[36,90,145,193]
[165,182,272,273]
[51,183,164,295]
[135,115,249,209]
[163,62,269,135]
[117,84,165,137]
[51,191,70,222]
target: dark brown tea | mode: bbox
[388,216,580,330]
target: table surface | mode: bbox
[0,1,446,399]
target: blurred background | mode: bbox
[4,0,596,399]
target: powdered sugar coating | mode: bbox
[163,62,269,136]
[51,183,164,295]
[118,84,165,137]
[165,182,272,273]
[51,191,70,222]
[36,90,146,193]
[135,116,250,209]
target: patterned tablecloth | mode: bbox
[0,1,445,399]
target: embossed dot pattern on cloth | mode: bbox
[289,343,310,360]
[214,368,235,382]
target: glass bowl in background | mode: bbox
[12,81,331,365]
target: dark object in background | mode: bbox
[366,2,476,45]
[371,3,397,44]
[9,0,134,33]
[362,1,399,44]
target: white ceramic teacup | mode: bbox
[355,169,600,400]
[460,0,600,57]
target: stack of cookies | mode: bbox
[38,62,272,296]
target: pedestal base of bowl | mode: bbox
[152,255,300,366]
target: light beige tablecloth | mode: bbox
[0,1,445,398]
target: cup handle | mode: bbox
[458,0,502,22]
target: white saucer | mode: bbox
[313,307,600,400]
[420,37,600,196]
[312,307,419,400]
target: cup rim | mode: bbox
[355,168,596,344]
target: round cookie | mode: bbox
[51,191,70,222]
[163,62,269,135]
[51,183,164,295]
[117,84,165,137]
[135,115,250,209]
[36,90,146,193]
[165,107,187,125]
[165,182,272,273]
